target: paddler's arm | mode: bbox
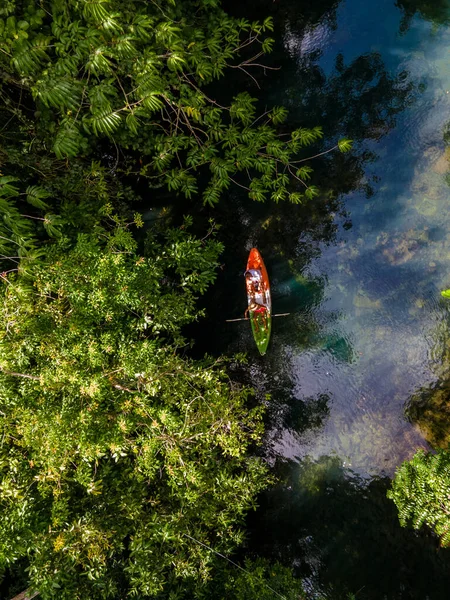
[244,307,249,318]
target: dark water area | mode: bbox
[189,0,450,597]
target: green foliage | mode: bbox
[0,175,39,265]
[337,138,353,153]
[0,109,141,271]
[0,1,358,597]
[195,556,357,600]
[388,449,450,546]
[0,0,350,204]
[25,185,51,210]
[0,224,268,598]
[441,289,450,298]
[53,118,88,159]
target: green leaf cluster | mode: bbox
[0,154,138,274]
[388,449,450,546]
[197,558,306,600]
[0,0,351,204]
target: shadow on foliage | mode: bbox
[0,559,29,600]
[245,455,450,600]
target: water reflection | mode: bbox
[405,305,450,448]
[246,455,450,599]
[284,51,416,141]
[202,0,428,477]
[192,0,450,597]
[396,0,450,33]
[206,0,450,597]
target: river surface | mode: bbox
[198,0,450,597]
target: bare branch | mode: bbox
[290,144,339,164]
[0,367,40,381]
[229,176,251,191]
[10,589,39,600]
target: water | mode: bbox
[196,0,450,596]
[203,0,450,475]
[272,0,450,474]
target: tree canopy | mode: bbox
[388,449,450,547]
[0,0,351,208]
[0,0,353,598]
[0,222,269,598]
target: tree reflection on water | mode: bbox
[405,304,450,449]
[246,455,450,600]
[396,0,450,32]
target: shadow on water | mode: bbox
[192,34,419,357]
[190,0,424,446]
[245,455,450,600]
[188,184,339,355]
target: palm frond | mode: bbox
[34,77,82,112]
[11,36,50,75]
[53,120,85,158]
[86,109,122,136]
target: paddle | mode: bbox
[225,312,290,322]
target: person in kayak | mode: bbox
[245,300,268,332]
[244,268,262,296]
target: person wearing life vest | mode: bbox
[244,269,262,298]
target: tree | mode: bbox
[0,221,268,599]
[388,449,450,546]
[0,1,355,598]
[0,0,351,207]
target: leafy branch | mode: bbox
[1,1,352,205]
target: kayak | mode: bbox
[245,248,272,355]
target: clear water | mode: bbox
[199,0,450,596]
[274,1,450,475]
[214,0,450,476]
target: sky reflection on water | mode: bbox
[260,0,450,477]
